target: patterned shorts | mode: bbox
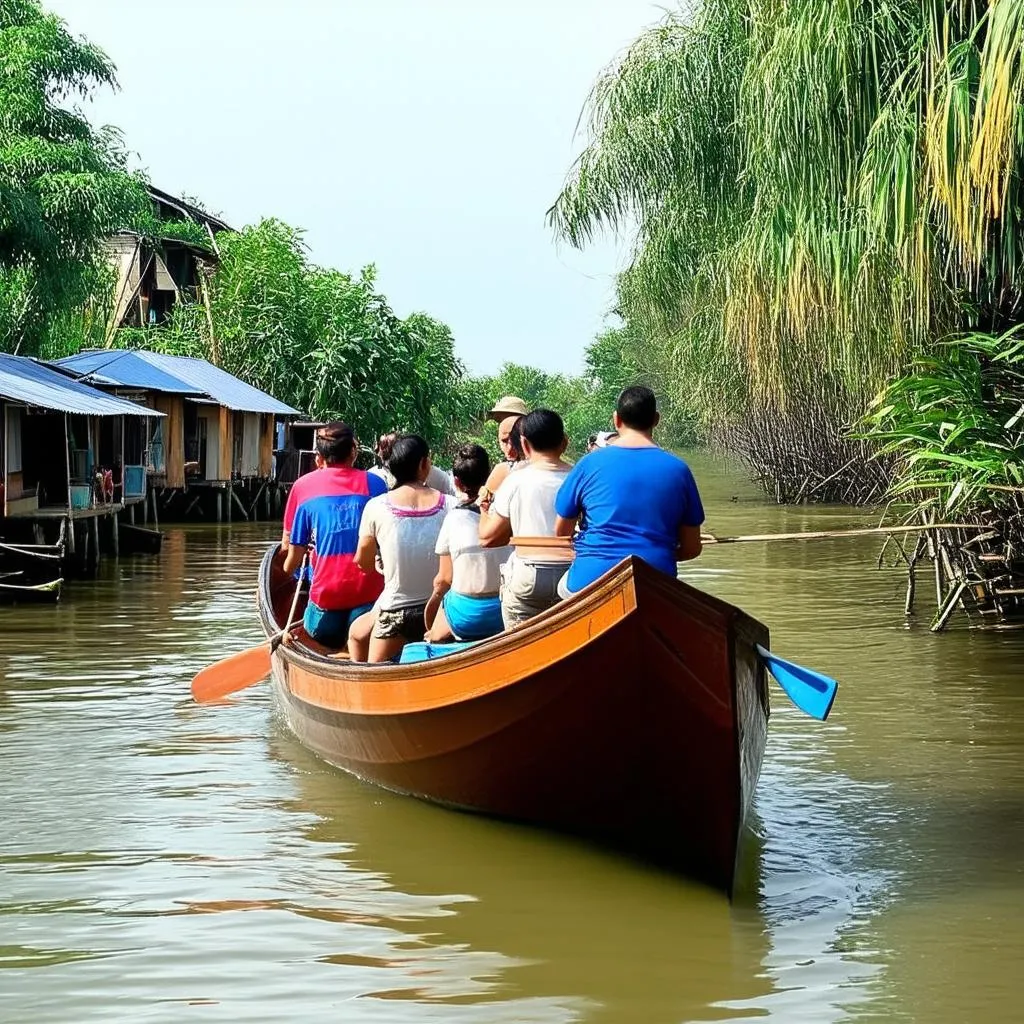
[372,604,428,641]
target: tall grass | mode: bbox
[550,0,1024,501]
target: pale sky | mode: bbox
[47,0,664,375]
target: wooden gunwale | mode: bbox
[259,546,644,714]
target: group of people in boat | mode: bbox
[280,385,705,662]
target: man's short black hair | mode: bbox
[388,433,430,486]
[316,421,356,464]
[616,385,658,431]
[452,443,490,494]
[519,408,565,453]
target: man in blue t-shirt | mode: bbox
[554,386,705,594]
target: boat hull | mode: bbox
[259,547,769,893]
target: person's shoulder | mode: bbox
[363,492,388,515]
[366,470,389,497]
[288,470,319,501]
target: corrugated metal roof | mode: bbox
[53,349,299,415]
[135,352,299,415]
[54,350,208,395]
[0,354,163,417]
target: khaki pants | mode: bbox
[500,558,565,629]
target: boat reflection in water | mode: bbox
[267,727,773,1022]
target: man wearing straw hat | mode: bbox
[480,395,529,501]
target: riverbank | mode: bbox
[2,455,1023,1021]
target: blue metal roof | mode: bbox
[0,354,162,417]
[54,350,208,396]
[53,349,299,415]
[133,352,299,415]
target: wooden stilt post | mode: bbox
[231,486,248,521]
[150,486,159,531]
[129,503,135,525]
[90,515,100,572]
[63,413,73,517]
[111,510,119,557]
[215,491,222,523]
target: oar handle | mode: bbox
[269,617,305,653]
[272,554,308,652]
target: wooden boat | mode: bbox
[0,573,62,603]
[0,538,64,603]
[258,545,771,894]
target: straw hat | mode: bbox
[486,395,529,422]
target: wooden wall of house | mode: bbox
[259,415,274,478]
[240,413,260,477]
[147,393,186,488]
[218,406,232,483]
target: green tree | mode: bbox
[550,0,1024,501]
[119,218,472,455]
[0,0,149,354]
[456,325,694,461]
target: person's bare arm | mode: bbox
[676,524,703,562]
[554,515,577,537]
[424,556,453,631]
[479,510,513,548]
[280,528,290,552]
[481,462,510,500]
[355,535,380,574]
[282,543,305,575]
[432,555,453,596]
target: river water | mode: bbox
[2,452,1022,1023]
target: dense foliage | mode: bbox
[118,219,472,456]
[865,328,1024,527]
[550,0,1024,503]
[457,325,694,462]
[0,0,149,355]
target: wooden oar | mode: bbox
[191,554,307,704]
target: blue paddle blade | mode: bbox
[756,644,838,721]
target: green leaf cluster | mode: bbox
[116,218,472,456]
[455,323,695,462]
[0,0,150,355]
[864,328,1024,518]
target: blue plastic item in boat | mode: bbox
[398,641,478,665]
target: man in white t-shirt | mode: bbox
[479,409,572,629]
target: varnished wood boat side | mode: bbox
[257,546,770,892]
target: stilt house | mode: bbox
[53,350,299,493]
[105,187,232,337]
[0,353,162,524]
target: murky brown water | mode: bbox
[2,452,1023,1022]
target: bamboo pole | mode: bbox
[701,523,990,544]
[511,523,990,551]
